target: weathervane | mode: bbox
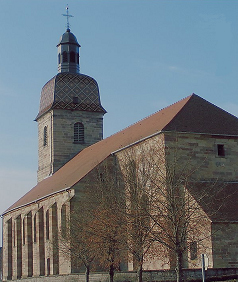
[62,5,74,30]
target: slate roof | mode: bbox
[4,94,238,214]
[57,29,80,47]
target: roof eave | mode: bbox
[2,186,72,217]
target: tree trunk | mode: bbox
[137,264,143,282]
[85,265,90,282]
[109,263,114,282]
[175,251,183,282]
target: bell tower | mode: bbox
[57,28,80,73]
[36,11,106,183]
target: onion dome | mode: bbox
[57,29,81,47]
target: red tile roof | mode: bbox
[4,94,238,214]
[164,94,238,135]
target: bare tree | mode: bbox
[58,201,96,282]
[118,135,228,282]
[86,159,127,282]
[57,134,229,282]
[56,158,127,282]
[120,156,155,282]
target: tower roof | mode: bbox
[5,94,238,214]
[57,29,81,47]
[35,72,106,120]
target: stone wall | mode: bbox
[37,111,52,183]
[37,109,104,182]
[2,190,75,281]
[164,133,238,182]
[115,133,214,270]
[6,268,238,282]
[212,223,238,268]
[4,131,238,281]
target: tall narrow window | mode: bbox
[62,51,68,63]
[16,215,22,279]
[22,218,25,246]
[74,122,84,143]
[190,241,198,260]
[47,258,50,276]
[27,212,33,277]
[43,126,48,146]
[76,53,79,64]
[39,208,45,276]
[217,144,225,157]
[58,53,61,64]
[13,222,16,247]
[33,213,37,243]
[7,218,13,280]
[46,210,49,240]
[61,205,67,238]
[70,51,76,63]
[52,203,59,275]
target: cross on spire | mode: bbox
[62,5,74,31]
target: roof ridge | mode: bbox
[103,93,194,140]
[6,93,209,214]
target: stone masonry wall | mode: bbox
[37,111,52,183]
[212,223,238,268]
[37,109,104,182]
[2,190,75,281]
[7,268,238,282]
[164,133,238,182]
[115,132,238,270]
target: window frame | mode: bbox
[217,144,225,157]
[43,126,48,147]
[190,241,198,260]
[74,122,84,144]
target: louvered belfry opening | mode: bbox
[74,122,84,143]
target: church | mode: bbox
[2,22,238,281]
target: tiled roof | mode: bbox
[36,72,106,120]
[164,94,238,135]
[188,182,238,222]
[5,94,238,214]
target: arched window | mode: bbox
[62,51,68,63]
[58,53,61,64]
[74,122,84,143]
[43,126,48,146]
[70,51,75,63]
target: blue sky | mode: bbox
[1,0,238,243]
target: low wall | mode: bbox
[6,268,238,282]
